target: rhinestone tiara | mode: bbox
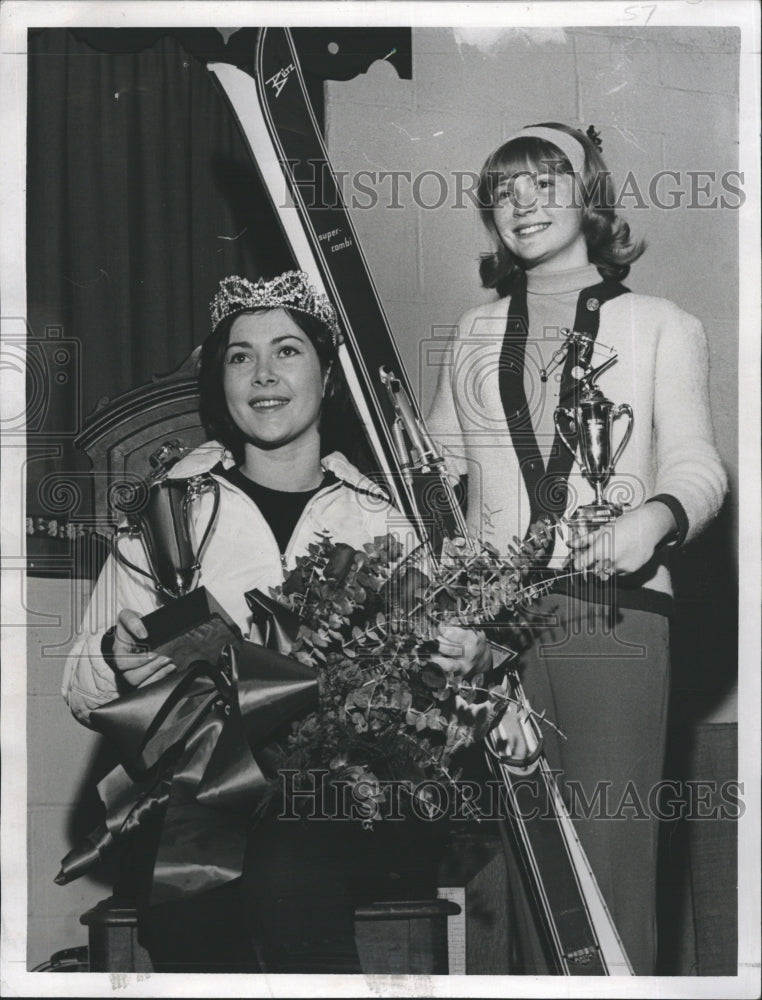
[210,271,341,344]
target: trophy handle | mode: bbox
[554,408,581,465]
[112,523,156,583]
[110,476,221,598]
[609,403,634,472]
[183,475,221,570]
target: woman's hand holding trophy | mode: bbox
[110,609,176,688]
[568,502,678,580]
[107,441,239,688]
[553,332,677,581]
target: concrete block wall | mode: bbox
[325,26,740,505]
[26,577,110,970]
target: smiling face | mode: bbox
[222,309,325,452]
[492,167,589,274]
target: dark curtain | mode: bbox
[26,26,412,550]
[26,28,295,528]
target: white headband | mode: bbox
[505,126,586,175]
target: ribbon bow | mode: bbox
[56,640,317,904]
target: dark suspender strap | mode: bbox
[497,274,547,534]
[498,278,630,560]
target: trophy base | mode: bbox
[569,503,625,527]
[141,587,242,670]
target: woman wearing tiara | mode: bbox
[427,123,727,973]
[63,270,492,973]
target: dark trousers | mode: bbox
[241,812,449,974]
[139,879,260,974]
[514,592,671,975]
[134,808,447,973]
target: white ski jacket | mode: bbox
[63,443,416,726]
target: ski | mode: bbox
[209,38,464,556]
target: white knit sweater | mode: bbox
[427,269,727,596]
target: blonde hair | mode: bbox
[477,122,645,294]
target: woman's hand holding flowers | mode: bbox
[426,623,493,679]
[430,627,533,762]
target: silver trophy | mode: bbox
[550,334,634,526]
[112,441,238,661]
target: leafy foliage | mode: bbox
[263,520,561,820]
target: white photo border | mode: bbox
[1,2,759,998]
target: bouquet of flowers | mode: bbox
[56,518,565,896]
[257,520,562,823]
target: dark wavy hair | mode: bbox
[198,307,349,465]
[477,122,645,296]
